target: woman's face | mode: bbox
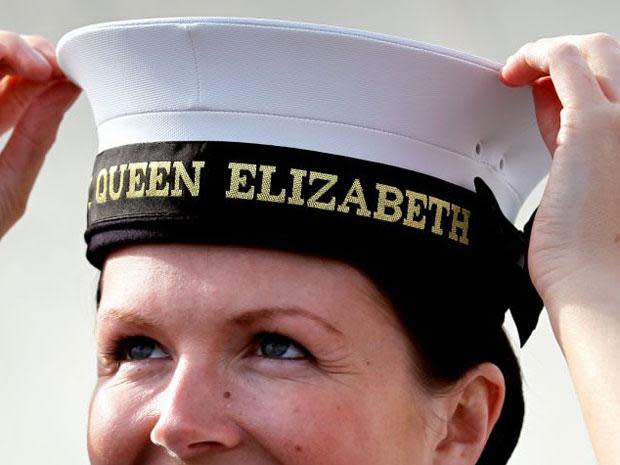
[88,244,446,465]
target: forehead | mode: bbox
[98,243,395,326]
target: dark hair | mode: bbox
[364,266,524,465]
[95,260,523,465]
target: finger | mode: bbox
[0,30,52,81]
[501,38,568,85]
[502,34,620,103]
[0,80,80,209]
[20,34,65,79]
[531,76,563,155]
[0,75,56,135]
[578,33,620,102]
[501,39,607,108]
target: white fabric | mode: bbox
[503,312,523,360]
[56,16,550,220]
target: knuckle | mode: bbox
[20,33,45,42]
[12,123,49,153]
[551,42,581,62]
[588,32,619,50]
[20,34,53,51]
[532,36,558,52]
[520,41,536,58]
[516,41,537,64]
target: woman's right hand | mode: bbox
[0,31,81,239]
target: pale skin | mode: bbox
[0,29,618,465]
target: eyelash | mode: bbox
[102,332,314,363]
[103,335,164,362]
[253,331,314,361]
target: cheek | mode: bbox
[87,380,158,465]
[238,389,373,464]
[233,379,425,465]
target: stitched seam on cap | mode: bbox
[184,25,202,108]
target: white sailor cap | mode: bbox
[56,16,549,346]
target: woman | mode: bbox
[0,24,618,465]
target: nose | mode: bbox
[150,358,243,460]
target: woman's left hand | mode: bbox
[501,33,620,465]
[500,33,620,311]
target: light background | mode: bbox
[1,1,617,463]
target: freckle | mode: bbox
[615,233,620,243]
[295,445,303,452]
[223,391,231,399]
[336,405,341,411]
[365,360,370,366]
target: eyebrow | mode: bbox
[230,307,344,337]
[97,305,344,337]
[97,308,167,332]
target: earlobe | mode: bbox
[432,363,506,465]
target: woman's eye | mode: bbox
[255,332,309,360]
[116,336,168,361]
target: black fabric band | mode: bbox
[85,141,543,346]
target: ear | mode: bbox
[431,363,506,465]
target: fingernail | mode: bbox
[27,49,50,68]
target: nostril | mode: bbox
[156,439,230,460]
[188,440,227,451]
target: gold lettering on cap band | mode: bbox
[373,183,404,222]
[307,171,338,211]
[287,168,307,206]
[108,164,128,201]
[428,196,451,235]
[403,190,427,230]
[220,162,470,244]
[91,159,471,246]
[94,160,206,203]
[95,168,107,204]
[126,162,149,198]
[225,162,256,200]
[449,204,471,245]
[171,161,205,197]
[336,178,372,217]
[257,165,286,203]
[145,161,171,197]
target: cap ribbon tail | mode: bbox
[473,177,544,347]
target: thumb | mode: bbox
[0,79,80,234]
[531,76,562,156]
